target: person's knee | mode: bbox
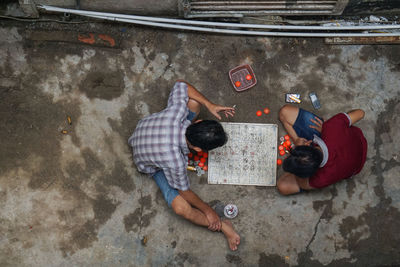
[277,179,297,196]
[171,196,191,218]
[279,104,292,122]
[187,99,201,115]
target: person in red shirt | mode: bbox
[277,105,367,195]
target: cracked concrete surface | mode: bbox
[0,20,399,267]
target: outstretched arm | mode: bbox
[347,109,365,125]
[178,189,221,231]
[177,80,235,120]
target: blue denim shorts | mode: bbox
[293,108,323,141]
[152,170,179,207]
[151,109,196,207]
[187,109,196,122]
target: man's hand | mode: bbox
[309,116,323,133]
[294,137,312,146]
[204,207,222,231]
[207,103,235,120]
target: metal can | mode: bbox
[224,204,238,219]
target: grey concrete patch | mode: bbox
[0,21,399,266]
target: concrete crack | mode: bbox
[305,214,322,253]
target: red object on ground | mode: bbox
[194,155,200,161]
[98,34,116,47]
[246,74,252,80]
[200,157,206,163]
[198,162,204,167]
[256,110,262,116]
[197,151,203,156]
[279,150,286,156]
[235,81,241,87]
[263,108,270,114]
[203,152,208,158]
[284,135,290,141]
[203,165,208,171]
[78,33,95,44]
[277,159,283,165]
[188,153,193,158]
[285,140,291,146]
[278,145,284,151]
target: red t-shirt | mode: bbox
[309,113,368,188]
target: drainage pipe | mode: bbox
[38,5,400,31]
[83,14,399,37]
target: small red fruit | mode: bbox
[263,108,270,114]
[246,74,252,80]
[235,81,241,87]
[256,110,262,116]
[279,150,286,156]
[277,159,283,165]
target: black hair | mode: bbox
[185,120,227,151]
[282,145,323,178]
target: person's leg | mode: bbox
[187,99,201,122]
[171,196,240,250]
[153,170,240,250]
[279,104,300,141]
[279,104,323,141]
[277,172,302,195]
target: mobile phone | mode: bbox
[309,92,321,109]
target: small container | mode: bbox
[229,64,257,92]
[224,204,238,218]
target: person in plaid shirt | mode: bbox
[129,80,240,251]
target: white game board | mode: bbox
[208,122,277,186]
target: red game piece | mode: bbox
[235,81,241,87]
[285,140,291,146]
[200,157,206,163]
[246,74,252,80]
[278,145,284,151]
[256,110,262,116]
[277,159,282,165]
[263,108,270,114]
[203,152,208,158]
[284,135,290,141]
[203,165,208,171]
[279,150,286,156]
[197,151,203,156]
[198,162,204,167]
[188,153,193,158]
[194,155,200,161]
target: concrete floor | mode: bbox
[0,20,399,267]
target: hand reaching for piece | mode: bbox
[207,103,235,120]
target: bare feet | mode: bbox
[221,220,241,251]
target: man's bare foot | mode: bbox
[221,220,241,251]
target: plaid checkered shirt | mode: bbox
[128,82,191,191]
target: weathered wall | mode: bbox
[344,0,400,15]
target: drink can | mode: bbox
[224,204,238,218]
